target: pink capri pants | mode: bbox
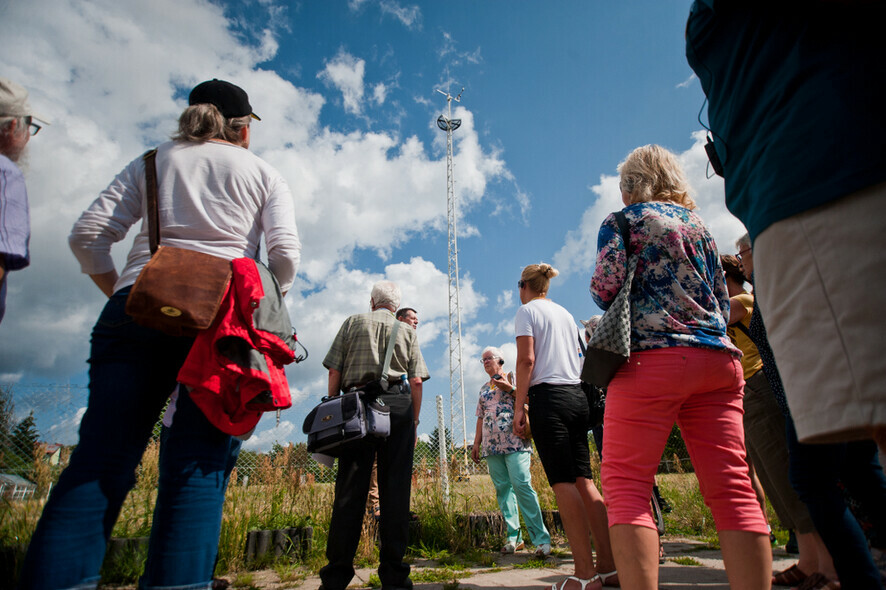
[600,347,768,534]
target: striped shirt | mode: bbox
[0,154,30,323]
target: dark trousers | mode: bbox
[320,393,415,590]
[19,289,241,589]
[786,416,886,589]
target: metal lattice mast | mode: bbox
[436,87,468,473]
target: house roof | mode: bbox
[0,473,36,488]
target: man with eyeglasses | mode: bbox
[0,77,47,325]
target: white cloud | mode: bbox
[553,133,745,280]
[242,419,296,452]
[496,289,515,311]
[317,49,366,116]
[372,83,388,105]
[45,406,86,446]
[348,0,422,30]
[379,0,422,29]
[677,74,697,89]
[0,0,512,387]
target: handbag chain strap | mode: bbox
[380,318,401,387]
[143,148,160,255]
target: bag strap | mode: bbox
[614,210,631,256]
[380,318,401,385]
[143,148,160,255]
[732,319,751,339]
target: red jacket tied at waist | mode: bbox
[179,257,296,436]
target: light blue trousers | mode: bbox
[485,451,551,546]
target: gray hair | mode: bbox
[173,103,251,145]
[0,116,28,162]
[482,346,505,363]
[735,233,751,251]
[371,281,401,310]
[0,116,25,132]
[581,315,602,339]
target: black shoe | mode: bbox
[785,530,799,554]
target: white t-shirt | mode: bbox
[69,140,301,293]
[514,298,582,387]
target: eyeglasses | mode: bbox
[517,280,525,289]
[480,356,499,364]
[25,116,41,136]
[736,247,751,261]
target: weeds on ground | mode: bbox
[411,565,470,584]
[231,571,259,589]
[670,556,703,566]
[441,577,462,590]
[514,556,557,570]
[273,561,306,584]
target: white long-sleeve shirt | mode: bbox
[69,140,301,293]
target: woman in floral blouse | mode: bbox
[590,145,770,589]
[471,346,551,556]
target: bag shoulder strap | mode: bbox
[143,148,160,255]
[732,319,751,339]
[613,210,631,256]
[380,318,401,384]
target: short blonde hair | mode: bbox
[618,144,696,210]
[521,263,559,295]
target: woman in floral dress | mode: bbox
[471,346,551,556]
[590,144,771,589]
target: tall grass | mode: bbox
[3,439,772,585]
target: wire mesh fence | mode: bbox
[0,382,693,501]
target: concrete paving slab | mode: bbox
[245,537,798,589]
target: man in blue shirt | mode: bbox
[0,77,46,324]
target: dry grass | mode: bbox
[4,439,776,585]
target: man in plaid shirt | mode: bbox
[319,280,429,590]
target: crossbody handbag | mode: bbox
[125,149,233,337]
[581,210,636,387]
[302,319,401,456]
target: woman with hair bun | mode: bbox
[591,145,770,589]
[513,263,617,590]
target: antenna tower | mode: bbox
[436,87,468,475]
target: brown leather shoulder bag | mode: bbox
[125,149,232,337]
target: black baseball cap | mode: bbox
[188,79,260,121]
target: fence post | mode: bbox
[435,395,450,502]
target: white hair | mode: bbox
[371,280,401,310]
[582,315,602,339]
[482,346,504,362]
[735,233,751,251]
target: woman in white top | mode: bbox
[513,263,617,590]
[20,80,301,589]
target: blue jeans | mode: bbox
[19,289,241,589]
[786,416,886,589]
[485,452,550,546]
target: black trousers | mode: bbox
[319,392,415,590]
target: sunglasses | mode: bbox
[517,280,525,289]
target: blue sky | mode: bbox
[0,0,744,451]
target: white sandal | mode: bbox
[598,570,618,587]
[551,575,602,590]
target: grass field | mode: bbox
[0,440,783,585]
